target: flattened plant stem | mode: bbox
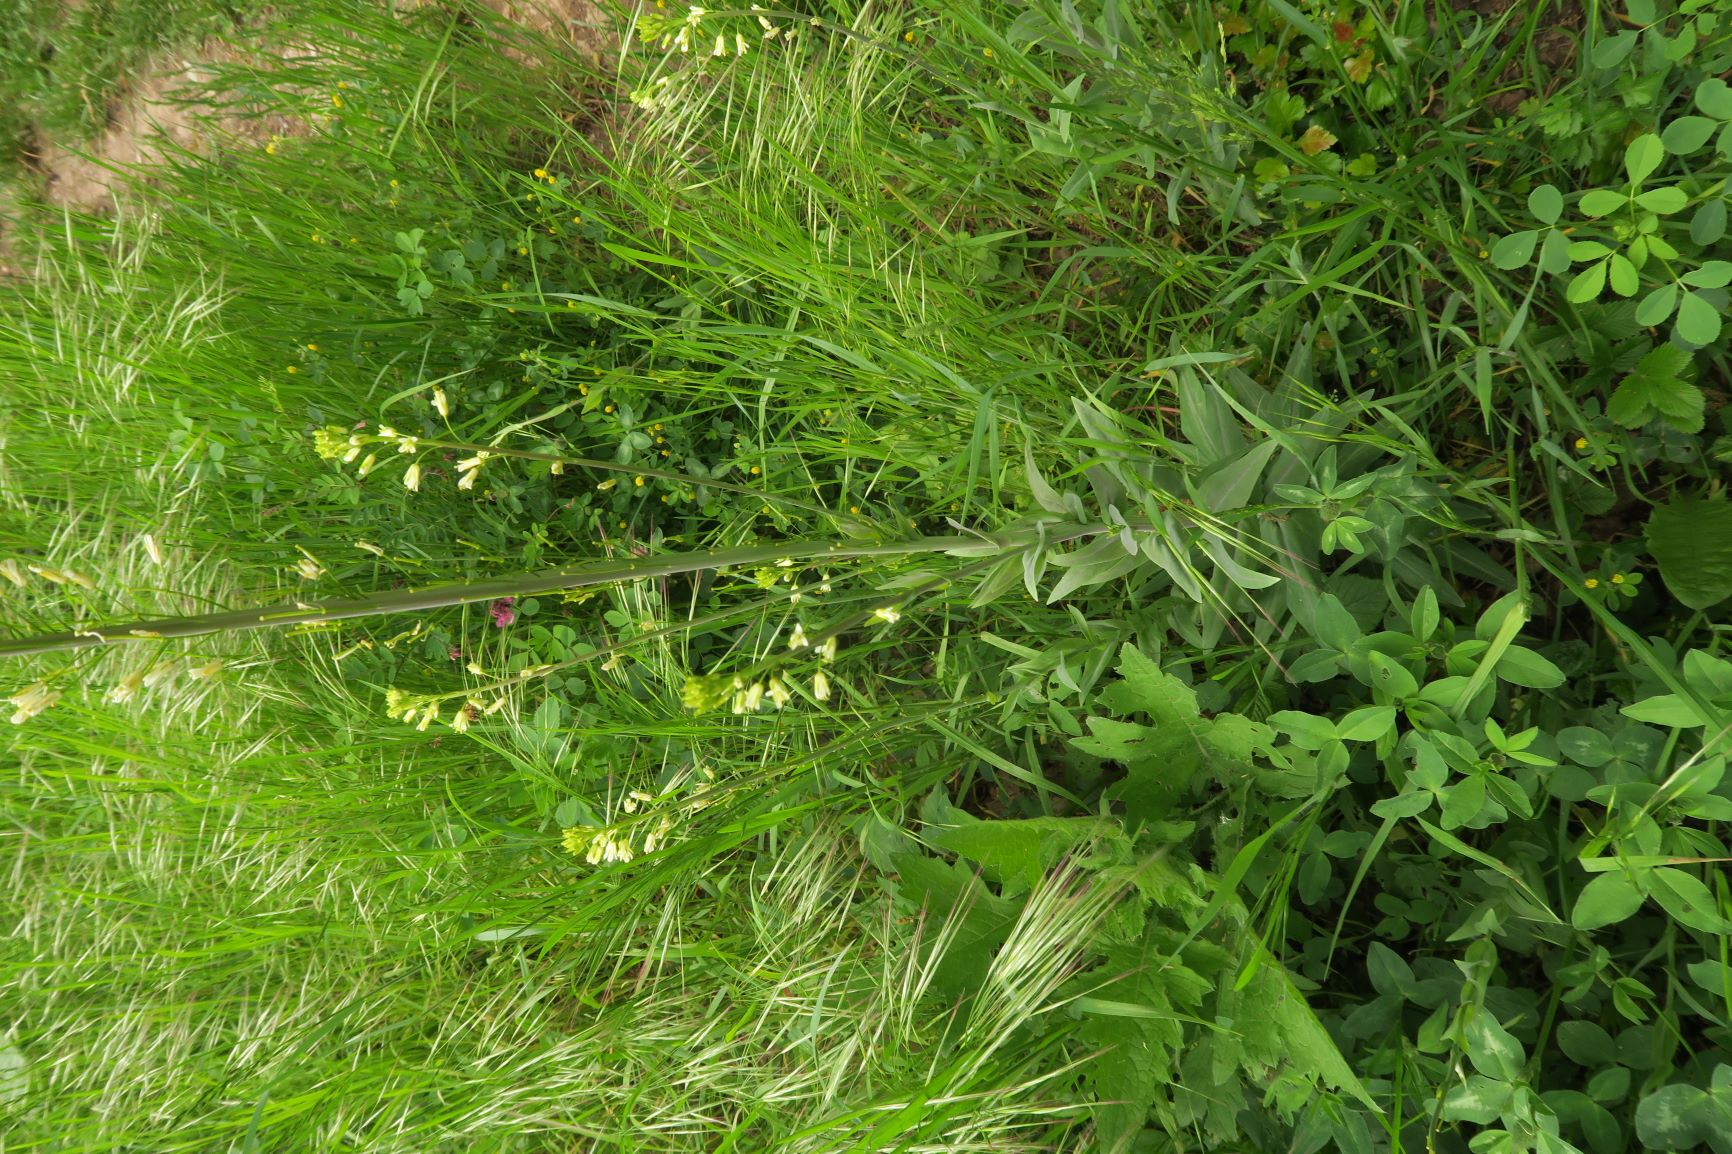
[0,524,1105,658]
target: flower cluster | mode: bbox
[0,559,96,590]
[560,807,676,865]
[385,686,500,733]
[7,681,62,725]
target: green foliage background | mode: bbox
[2,0,1732,1151]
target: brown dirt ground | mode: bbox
[0,0,606,276]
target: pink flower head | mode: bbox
[490,598,517,628]
[448,646,462,661]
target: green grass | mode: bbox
[4,0,1732,1151]
[0,0,244,175]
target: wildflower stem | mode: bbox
[0,523,1105,657]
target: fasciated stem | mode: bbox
[0,523,1102,658]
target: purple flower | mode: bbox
[490,598,517,628]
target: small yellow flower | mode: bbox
[432,386,450,420]
[265,140,278,155]
[750,465,761,475]
[1584,577,1600,589]
[872,606,901,624]
[404,462,423,492]
[1575,437,1589,451]
[306,343,319,352]
[533,168,548,179]
[634,475,645,487]
[286,365,299,374]
[518,246,528,255]
[331,93,344,108]
[983,46,994,57]
[501,281,511,291]
[904,30,914,42]
[1611,573,1625,584]
[812,669,831,701]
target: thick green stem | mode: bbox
[0,525,1098,658]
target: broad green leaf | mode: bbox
[1251,962,1378,1108]
[1558,726,1615,767]
[1557,1020,1617,1066]
[1286,649,1343,683]
[1608,345,1704,433]
[1636,186,1688,214]
[1193,437,1278,513]
[1336,705,1395,742]
[1621,693,1709,727]
[1313,593,1362,651]
[1465,1013,1526,1082]
[1366,651,1419,698]
[890,854,1019,996]
[1634,283,1678,327]
[1442,1074,1515,1124]
[1370,790,1433,819]
[1440,772,1487,830]
[1635,1083,1711,1151]
[1647,867,1729,934]
[1647,496,1732,609]
[1699,77,1732,119]
[1572,871,1646,931]
[1578,189,1627,217]
[1529,184,1563,225]
[1496,644,1565,688]
[1411,586,1440,642]
[1687,959,1732,994]
[1567,260,1608,303]
[1366,941,1414,998]
[1082,644,1273,827]
[1691,199,1728,245]
[1677,290,1723,345]
[1491,230,1538,270]
[1023,446,1067,514]
[1665,115,1719,154]
[1684,261,1732,288]
[1591,30,1637,69]
[1540,229,1573,273]
[1608,253,1639,296]
[1586,1066,1631,1105]
[1684,650,1732,700]
[1270,710,1338,750]
[928,815,1118,894]
[1626,134,1665,184]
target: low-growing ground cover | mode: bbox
[2,1,1731,1151]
